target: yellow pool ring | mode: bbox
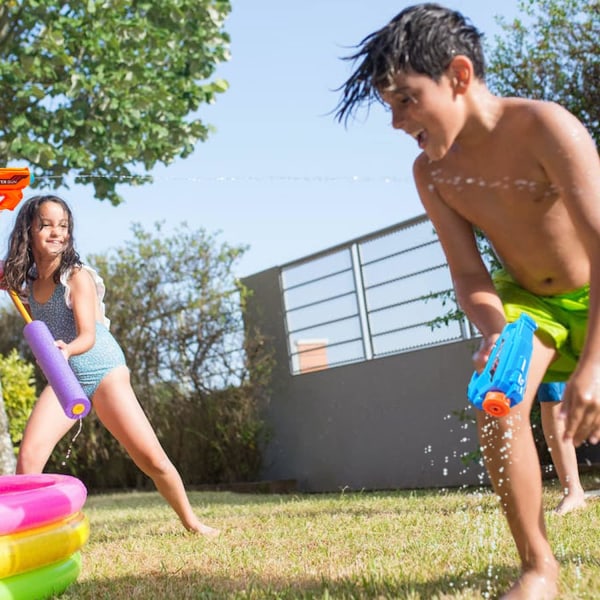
[0,552,81,600]
[0,512,89,579]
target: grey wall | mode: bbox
[243,267,488,493]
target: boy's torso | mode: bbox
[420,97,590,296]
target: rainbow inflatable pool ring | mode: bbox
[0,474,89,600]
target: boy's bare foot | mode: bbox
[500,565,559,600]
[554,489,586,515]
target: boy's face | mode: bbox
[380,67,466,161]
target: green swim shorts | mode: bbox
[492,269,589,382]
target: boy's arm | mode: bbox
[413,155,506,370]
[535,103,600,445]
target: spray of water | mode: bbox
[61,418,83,467]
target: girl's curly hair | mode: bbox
[3,195,82,292]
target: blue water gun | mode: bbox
[467,313,538,417]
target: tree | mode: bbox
[0,349,37,448]
[0,304,29,357]
[0,302,46,390]
[90,222,255,395]
[0,0,231,205]
[486,0,600,145]
[45,223,273,487]
[0,349,37,474]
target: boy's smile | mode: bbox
[380,66,467,161]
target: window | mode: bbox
[281,215,471,375]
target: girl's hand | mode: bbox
[54,339,70,360]
[561,363,600,446]
[472,334,500,373]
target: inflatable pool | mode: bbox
[0,474,87,535]
[0,553,82,600]
[0,511,89,578]
[0,474,88,600]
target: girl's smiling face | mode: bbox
[31,201,70,259]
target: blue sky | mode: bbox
[1,1,521,278]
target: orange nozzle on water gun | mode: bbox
[481,391,512,418]
[0,168,34,211]
[467,313,538,418]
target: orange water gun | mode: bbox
[0,168,34,211]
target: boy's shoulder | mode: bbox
[501,97,580,136]
[501,96,566,120]
[414,98,572,173]
[497,98,584,158]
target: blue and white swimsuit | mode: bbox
[28,266,126,399]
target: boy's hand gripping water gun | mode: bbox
[467,313,538,417]
[0,168,34,211]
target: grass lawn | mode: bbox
[62,474,600,599]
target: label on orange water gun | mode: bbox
[0,168,33,210]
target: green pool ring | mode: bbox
[0,552,81,600]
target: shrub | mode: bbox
[0,349,36,449]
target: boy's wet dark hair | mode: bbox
[335,3,485,124]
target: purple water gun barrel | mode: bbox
[23,320,91,419]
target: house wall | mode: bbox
[243,267,488,493]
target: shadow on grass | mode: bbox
[61,567,519,600]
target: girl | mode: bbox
[1,195,219,537]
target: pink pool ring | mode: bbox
[0,474,87,536]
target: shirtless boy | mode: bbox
[336,4,600,599]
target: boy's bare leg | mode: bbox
[478,338,559,600]
[540,401,586,514]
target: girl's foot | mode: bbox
[186,520,220,538]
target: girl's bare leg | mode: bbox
[92,367,218,537]
[17,386,78,473]
[479,337,559,600]
[540,401,586,514]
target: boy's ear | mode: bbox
[448,55,473,94]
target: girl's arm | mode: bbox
[58,267,98,358]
